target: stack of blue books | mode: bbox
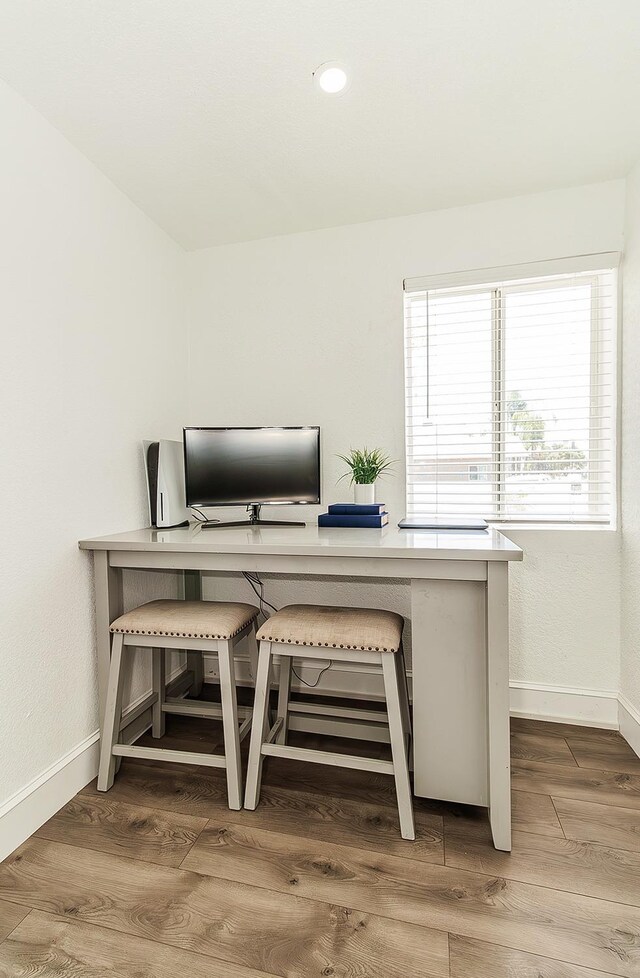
[318,503,389,528]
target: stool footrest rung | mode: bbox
[162,698,252,720]
[265,717,284,744]
[238,716,252,742]
[119,692,157,732]
[286,700,388,724]
[112,744,226,768]
[260,740,394,775]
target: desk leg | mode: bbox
[487,561,511,851]
[94,551,123,728]
[184,569,204,696]
[411,578,487,807]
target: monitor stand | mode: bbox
[200,504,306,529]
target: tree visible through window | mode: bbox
[404,263,616,524]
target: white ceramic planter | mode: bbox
[354,482,376,505]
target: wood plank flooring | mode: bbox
[0,898,29,942]
[1,711,640,977]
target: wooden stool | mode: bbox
[244,604,415,840]
[97,598,259,809]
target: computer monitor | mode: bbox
[183,426,320,528]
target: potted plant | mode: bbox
[338,447,395,504]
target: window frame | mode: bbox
[403,256,619,528]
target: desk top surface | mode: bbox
[79,523,523,562]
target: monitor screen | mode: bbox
[183,427,321,507]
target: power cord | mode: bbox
[191,508,219,524]
[242,570,332,688]
[242,571,278,615]
[292,659,333,688]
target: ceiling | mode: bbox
[1,0,639,250]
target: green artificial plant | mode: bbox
[337,447,395,485]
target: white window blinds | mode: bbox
[404,256,618,525]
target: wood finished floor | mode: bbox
[1,710,640,977]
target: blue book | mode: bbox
[327,503,386,515]
[318,512,389,528]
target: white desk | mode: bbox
[79,523,523,850]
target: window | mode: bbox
[404,256,618,525]
[469,464,490,482]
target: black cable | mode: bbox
[291,661,332,688]
[243,573,267,613]
[242,571,278,613]
[242,570,332,687]
[190,507,218,524]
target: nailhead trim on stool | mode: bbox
[110,599,259,640]
[256,603,404,653]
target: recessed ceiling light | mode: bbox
[313,62,350,95]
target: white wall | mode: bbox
[187,181,624,704]
[0,79,186,807]
[621,162,640,724]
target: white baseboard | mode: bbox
[0,666,183,863]
[205,657,621,728]
[619,695,640,757]
[203,652,388,700]
[0,731,100,863]
[509,681,619,728]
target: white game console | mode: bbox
[143,439,190,528]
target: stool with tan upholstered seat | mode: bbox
[97,598,259,809]
[244,603,415,839]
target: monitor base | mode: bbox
[199,503,306,529]
[201,519,306,529]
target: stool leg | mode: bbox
[218,640,242,810]
[247,623,259,681]
[184,569,204,697]
[187,652,204,698]
[97,633,126,792]
[152,648,166,739]
[395,647,412,743]
[396,648,413,772]
[276,654,292,745]
[382,652,415,841]
[244,641,272,810]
